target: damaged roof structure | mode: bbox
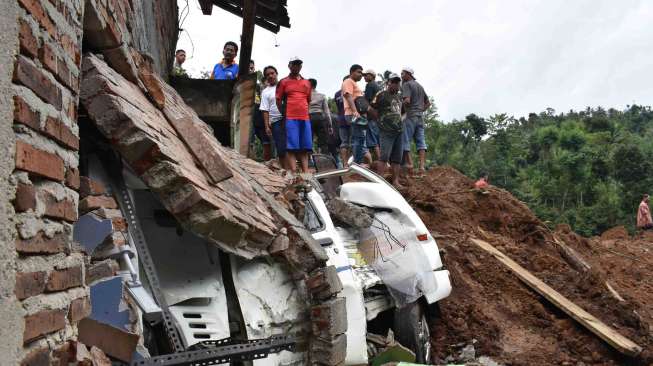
[1,0,345,364]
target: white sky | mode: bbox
[176,0,653,121]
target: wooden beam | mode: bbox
[198,0,213,15]
[238,0,256,78]
[469,237,642,357]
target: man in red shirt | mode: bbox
[637,194,653,230]
[276,57,312,173]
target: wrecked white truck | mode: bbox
[74,54,450,365]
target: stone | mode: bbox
[46,265,83,292]
[16,231,67,255]
[311,297,347,339]
[85,259,118,285]
[89,346,112,366]
[23,308,67,344]
[69,296,91,322]
[15,140,65,181]
[43,116,79,150]
[13,55,62,110]
[78,196,118,214]
[13,95,41,130]
[14,183,37,212]
[79,176,106,198]
[306,266,343,300]
[310,333,347,366]
[15,271,47,300]
[326,197,373,229]
[78,318,139,362]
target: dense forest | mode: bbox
[421,103,653,236]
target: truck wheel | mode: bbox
[393,300,432,363]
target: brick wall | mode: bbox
[11,0,86,363]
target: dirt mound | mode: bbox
[600,226,630,241]
[402,166,652,365]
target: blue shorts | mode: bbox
[286,119,312,151]
[271,120,286,157]
[402,116,427,151]
[366,120,379,148]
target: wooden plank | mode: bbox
[238,0,256,78]
[470,237,642,357]
[169,116,233,183]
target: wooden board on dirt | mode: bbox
[470,237,642,357]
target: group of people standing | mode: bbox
[173,41,432,185]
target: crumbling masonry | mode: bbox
[1,0,346,364]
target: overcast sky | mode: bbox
[176,0,652,121]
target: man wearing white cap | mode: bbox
[401,66,430,177]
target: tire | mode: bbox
[393,300,432,364]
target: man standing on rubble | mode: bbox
[276,57,312,173]
[401,67,430,177]
[260,66,286,168]
[308,78,333,154]
[369,73,404,187]
[211,41,239,80]
[637,194,653,230]
[342,64,371,165]
[363,69,381,163]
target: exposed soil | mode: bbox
[400,166,653,365]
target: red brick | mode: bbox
[79,177,106,198]
[15,271,47,300]
[55,57,73,92]
[13,95,41,130]
[39,42,57,75]
[52,341,73,366]
[79,196,118,214]
[78,318,139,362]
[68,296,91,322]
[16,231,67,254]
[13,56,63,110]
[43,116,79,150]
[40,188,77,222]
[18,18,39,58]
[15,140,65,181]
[85,259,118,285]
[20,346,50,366]
[111,217,127,231]
[23,308,66,344]
[18,0,57,39]
[46,265,82,291]
[64,167,80,190]
[59,34,80,65]
[66,96,77,121]
[14,182,37,212]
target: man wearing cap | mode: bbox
[341,64,371,165]
[363,69,381,163]
[211,41,239,80]
[369,73,404,187]
[276,57,312,173]
[401,67,430,177]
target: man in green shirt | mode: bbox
[369,73,403,187]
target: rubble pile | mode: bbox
[403,166,653,365]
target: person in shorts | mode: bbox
[401,66,430,177]
[370,73,404,187]
[342,64,371,165]
[260,65,286,167]
[363,69,381,162]
[308,78,333,154]
[276,57,312,173]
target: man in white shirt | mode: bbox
[259,65,286,168]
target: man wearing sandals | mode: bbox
[400,67,430,177]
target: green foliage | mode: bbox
[419,103,653,235]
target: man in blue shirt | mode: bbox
[211,41,239,80]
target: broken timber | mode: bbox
[470,237,643,357]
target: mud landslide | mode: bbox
[401,166,653,365]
